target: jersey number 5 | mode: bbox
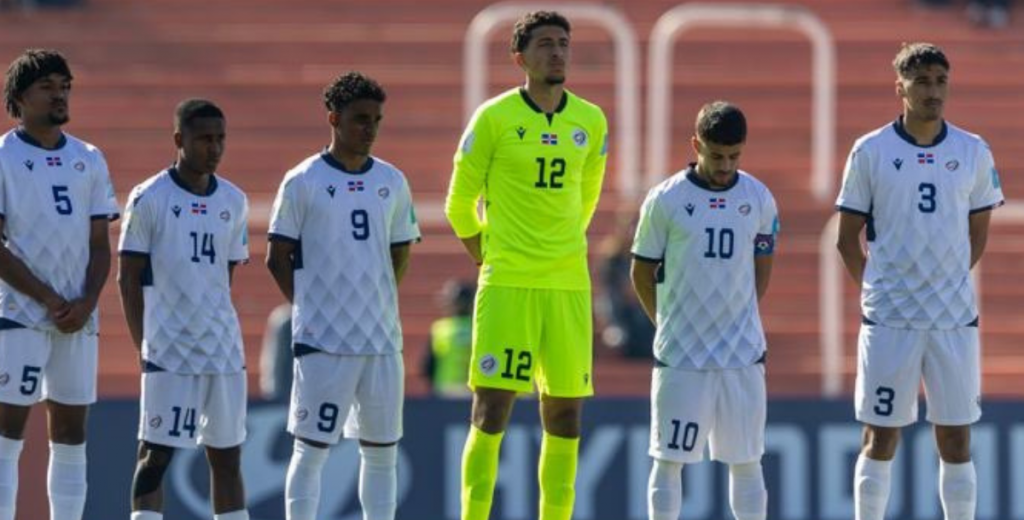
[52,185,73,215]
[535,158,566,189]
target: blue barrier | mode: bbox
[84,398,1024,520]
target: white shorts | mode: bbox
[649,364,766,464]
[139,370,247,449]
[0,327,97,406]
[288,351,404,445]
[855,323,981,427]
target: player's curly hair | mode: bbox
[893,42,949,79]
[3,48,72,119]
[174,98,225,131]
[323,71,387,113]
[695,101,747,146]
[510,11,571,53]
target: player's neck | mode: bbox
[174,161,213,195]
[901,112,944,146]
[18,121,63,150]
[327,143,369,172]
[522,80,564,114]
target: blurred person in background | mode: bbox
[259,303,292,403]
[596,213,654,359]
[422,280,475,398]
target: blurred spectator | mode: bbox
[422,280,475,397]
[967,0,1011,28]
[259,303,292,402]
[596,212,655,359]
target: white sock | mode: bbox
[0,437,23,520]
[939,460,976,520]
[286,440,329,520]
[647,458,683,520]
[854,454,892,520]
[48,442,87,520]
[130,512,162,520]
[214,510,250,520]
[729,461,767,520]
[359,445,397,520]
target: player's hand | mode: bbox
[43,293,71,323]
[53,298,93,333]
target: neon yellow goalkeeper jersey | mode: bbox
[446,88,608,290]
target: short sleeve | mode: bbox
[0,161,7,219]
[118,186,152,255]
[230,194,250,263]
[390,175,421,245]
[835,145,872,216]
[268,174,304,243]
[755,187,780,256]
[969,142,1004,214]
[631,188,669,262]
[90,151,120,221]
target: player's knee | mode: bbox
[133,443,175,498]
[206,445,243,477]
[471,391,515,433]
[935,426,971,463]
[540,402,582,438]
[862,425,900,459]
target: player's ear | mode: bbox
[328,111,340,128]
[690,136,701,157]
[173,130,183,149]
[895,77,906,99]
[512,52,526,70]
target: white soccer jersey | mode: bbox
[268,152,421,356]
[632,166,779,370]
[119,168,249,374]
[836,119,1004,330]
[0,129,119,332]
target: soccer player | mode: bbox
[267,71,419,520]
[836,43,1003,520]
[118,99,250,520]
[631,102,778,520]
[445,11,608,520]
[0,49,119,520]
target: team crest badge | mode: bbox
[945,160,959,171]
[739,203,752,216]
[74,161,86,172]
[378,186,390,199]
[149,416,162,429]
[479,354,498,376]
[572,128,588,147]
[0,373,8,386]
[220,210,231,222]
[295,408,309,421]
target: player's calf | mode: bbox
[206,445,246,514]
[728,461,767,520]
[132,442,174,511]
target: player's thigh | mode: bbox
[709,363,766,464]
[289,351,362,445]
[140,371,203,449]
[197,371,248,449]
[43,330,98,406]
[0,327,52,406]
[855,324,924,427]
[535,289,593,398]
[649,367,716,464]
[469,285,540,394]
[344,353,404,444]
[923,327,981,426]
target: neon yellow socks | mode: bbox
[538,433,579,520]
[461,427,504,520]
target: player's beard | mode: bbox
[47,111,69,126]
[545,74,566,85]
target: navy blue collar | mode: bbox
[519,88,568,115]
[892,116,947,148]
[14,127,66,151]
[320,150,374,175]
[685,163,739,192]
[168,166,218,196]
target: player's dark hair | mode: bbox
[323,71,386,113]
[510,11,571,53]
[893,42,949,78]
[4,48,72,119]
[174,98,225,131]
[695,101,747,146]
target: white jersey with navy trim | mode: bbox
[119,168,249,375]
[632,166,779,370]
[836,118,1004,330]
[268,152,421,356]
[0,129,119,332]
